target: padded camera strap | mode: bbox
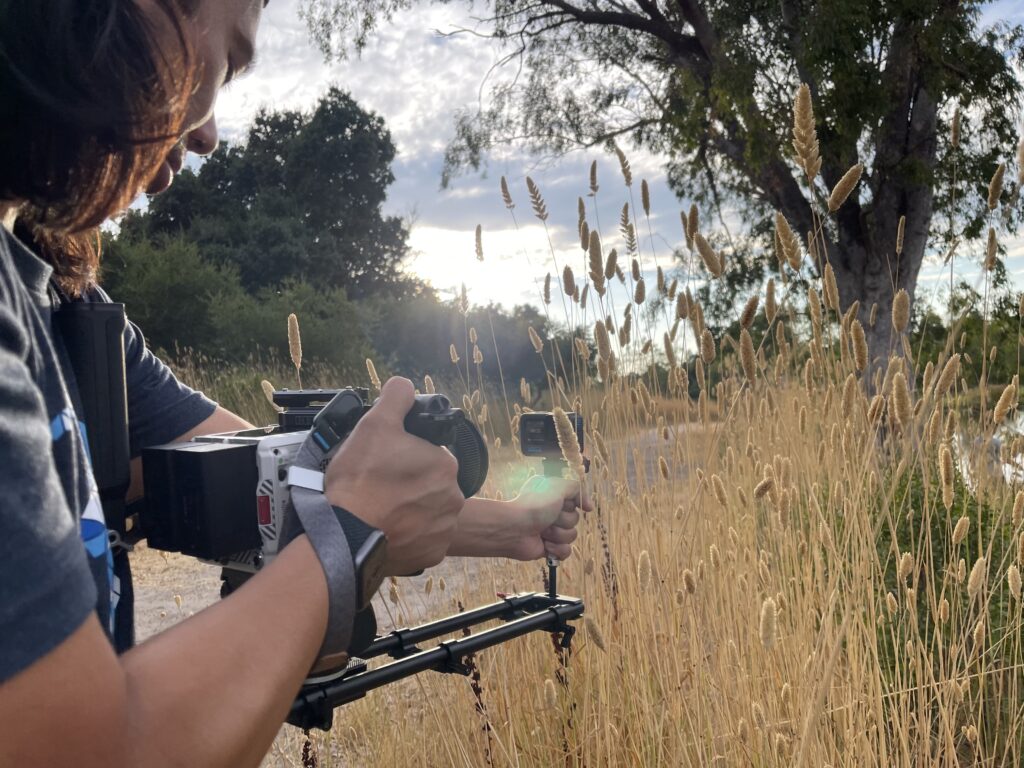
[286,434,357,658]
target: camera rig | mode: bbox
[137,389,588,731]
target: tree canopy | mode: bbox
[123,87,414,299]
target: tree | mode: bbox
[128,87,416,299]
[299,0,1024,369]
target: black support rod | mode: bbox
[289,595,583,731]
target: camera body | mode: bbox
[139,388,488,582]
[518,411,584,462]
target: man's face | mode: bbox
[146,0,262,194]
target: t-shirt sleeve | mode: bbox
[0,301,97,683]
[120,313,218,456]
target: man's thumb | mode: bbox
[372,376,416,425]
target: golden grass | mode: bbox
[239,85,1024,767]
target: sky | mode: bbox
[203,0,1024,315]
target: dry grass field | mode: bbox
[147,88,1024,766]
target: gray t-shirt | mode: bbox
[0,228,216,683]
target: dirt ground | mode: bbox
[130,542,482,767]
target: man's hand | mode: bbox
[448,475,592,561]
[324,377,465,575]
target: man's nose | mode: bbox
[186,116,219,156]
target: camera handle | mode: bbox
[541,458,568,599]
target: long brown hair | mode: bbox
[0,0,198,295]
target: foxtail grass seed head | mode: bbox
[828,163,864,212]
[474,224,483,261]
[953,516,970,546]
[986,227,998,270]
[563,265,575,297]
[676,291,689,320]
[1014,490,1024,527]
[641,178,651,217]
[939,597,950,623]
[700,329,716,364]
[449,344,459,364]
[712,474,728,506]
[585,616,606,651]
[994,376,1018,423]
[823,263,839,311]
[526,176,548,221]
[896,215,906,255]
[604,248,618,281]
[260,380,280,412]
[686,204,699,250]
[886,592,898,616]
[543,273,551,305]
[637,550,652,588]
[740,329,756,385]
[892,289,910,333]
[630,258,641,282]
[663,333,677,369]
[553,407,585,479]
[588,231,606,295]
[754,475,775,500]
[1010,565,1022,601]
[775,212,802,270]
[528,326,544,354]
[500,176,514,209]
[544,678,558,709]
[614,144,633,187]
[760,597,778,649]
[287,313,302,371]
[850,320,868,372]
[695,233,723,278]
[366,359,382,392]
[683,569,696,594]
[595,320,612,361]
[579,219,589,251]
[740,295,759,329]
[951,107,961,148]
[634,278,646,305]
[936,354,960,397]
[659,456,670,481]
[898,552,915,583]
[989,162,1006,210]
[940,445,955,510]
[968,556,987,599]
[892,372,912,430]
[793,84,821,180]
[973,620,985,647]
[765,279,777,323]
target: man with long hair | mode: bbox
[0,2,587,764]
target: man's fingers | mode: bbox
[545,542,573,560]
[542,525,578,546]
[551,508,580,530]
[369,377,415,427]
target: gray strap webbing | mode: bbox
[288,435,356,657]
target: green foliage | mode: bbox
[100,235,246,354]
[911,273,1024,390]
[123,88,414,299]
[102,232,372,372]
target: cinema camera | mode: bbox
[135,389,587,731]
[139,389,489,582]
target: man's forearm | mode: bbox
[448,497,525,558]
[122,536,327,766]
[0,536,328,768]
